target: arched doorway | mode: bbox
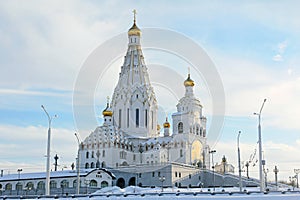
[191,140,203,164]
[128,177,136,186]
[116,178,125,188]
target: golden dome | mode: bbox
[184,73,195,87]
[128,22,141,36]
[157,124,161,131]
[128,9,141,36]
[163,117,170,128]
[102,103,113,117]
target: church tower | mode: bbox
[111,10,158,137]
[172,72,207,136]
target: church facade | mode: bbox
[79,14,211,175]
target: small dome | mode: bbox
[102,103,113,117]
[184,73,194,87]
[157,124,161,131]
[128,22,141,36]
[163,117,170,128]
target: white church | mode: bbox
[79,13,211,176]
[0,13,250,195]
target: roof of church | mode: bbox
[0,169,115,181]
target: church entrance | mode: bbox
[116,178,125,188]
[191,140,203,164]
[128,177,136,186]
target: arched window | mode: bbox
[50,181,57,189]
[196,126,199,135]
[178,122,183,133]
[60,180,69,188]
[90,180,97,188]
[85,162,89,169]
[37,181,45,190]
[101,181,108,188]
[86,151,89,159]
[73,180,77,188]
[5,183,12,191]
[91,151,94,158]
[180,149,183,157]
[200,128,203,136]
[16,182,22,191]
[91,162,95,168]
[26,182,34,190]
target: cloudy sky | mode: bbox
[1,0,300,181]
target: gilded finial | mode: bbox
[106,96,110,105]
[133,9,137,23]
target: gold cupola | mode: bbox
[128,9,141,36]
[163,117,170,128]
[184,73,195,87]
[102,97,113,117]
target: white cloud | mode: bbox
[273,54,283,62]
[273,41,288,62]
[0,124,77,173]
[209,48,300,131]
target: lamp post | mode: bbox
[41,105,57,195]
[159,176,165,192]
[294,169,300,188]
[273,166,279,190]
[254,98,267,192]
[75,133,81,195]
[245,162,249,179]
[209,150,216,191]
[17,169,22,195]
[237,131,242,192]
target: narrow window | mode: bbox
[151,111,154,130]
[145,109,148,128]
[119,109,122,128]
[178,122,183,133]
[127,108,129,128]
[102,150,105,157]
[136,108,139,127]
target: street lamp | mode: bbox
[209,150,216,191]
[237,131,242,192]
[75,133,81,195]
[273,166,279,190]
[159,176,165,192]
[41,105,57,195]
[245,162,249,179]
[253,98,267,192]
[17,169,22,195]
[294,169,300,188]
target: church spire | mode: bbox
[111,12,158,138]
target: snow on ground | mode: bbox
[6,186,300,199]
[87,186,300,199]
